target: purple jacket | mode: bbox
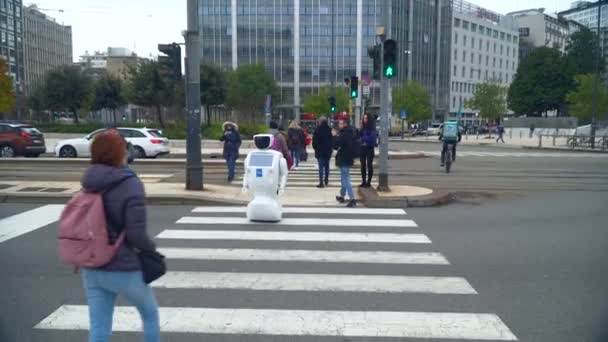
[360,127,377,148]
[81,164,156,271]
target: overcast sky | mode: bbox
[31,0,576,62]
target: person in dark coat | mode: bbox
[80,131,160,341]
[359,113,377,188]
[287,121,306,169]
[333,119,357,207]
[312,116,333,188]
[220,121,242,182]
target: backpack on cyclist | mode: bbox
[58,190,125,269]
[442,121,459,142]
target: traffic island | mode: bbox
[358,185,453,208]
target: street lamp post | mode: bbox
[591,0,604,149]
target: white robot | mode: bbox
[242,134,288,222]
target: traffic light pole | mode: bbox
[377,0,390,192]
[185,0,203,190]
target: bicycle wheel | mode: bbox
[445,151,452,173]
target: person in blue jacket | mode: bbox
[359,113,378,188]
[220,121,242,182]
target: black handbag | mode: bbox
[137,250,166,284]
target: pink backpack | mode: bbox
[58,191,125,268]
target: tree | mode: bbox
[302,86,349,116]
[465,80,507,122]
[508,47,572,116]
[566,74,608,123]
[200,63,226,126]
[0,58,15,116]
[225,64,278,122]
[128,61,172,127]
[392,80,432,123]
[44,65,92,124]
[92,73,126,124]
[565,27,603,75]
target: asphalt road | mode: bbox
[1,142,606,194]
[0,192,606,341]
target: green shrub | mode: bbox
[239,123,267,138]
[202,123,224,140]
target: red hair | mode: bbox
[91,130,127,168]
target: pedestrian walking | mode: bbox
[359,113,377,188]
[333,119,357,207]
[287,121,306,169]
[220,121,242,182]
[312,116,333,188]
[77,132,160,342]
[268,121,293,169]
[496,123,505,143]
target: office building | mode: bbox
[77,47,145,80]
[508,8,572,59]
[0,0,24,103]
[23,5,72,94]
[450,0,519,124]
[198,0,452,121]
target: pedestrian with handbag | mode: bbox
[59,131,162,342]
[287,121,306,169]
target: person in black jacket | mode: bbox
[219,121,242,182]
[333,119,356,207]
[312,117,333,188]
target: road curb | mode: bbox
[0,192,248,206]
[357,187,453,208]
[521,146,608,153]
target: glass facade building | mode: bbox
[199,0,452,121]
[0,0,24,95]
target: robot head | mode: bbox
[253,134,274,150]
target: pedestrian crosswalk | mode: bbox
[34,206,518,341]
[419,150,605,158]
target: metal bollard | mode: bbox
[538,134,542,148]
[553,134,556,146]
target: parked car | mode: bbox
[55,127,170,158]
[410,128,428,136]
[0,123,46,158]
[427,123,442,136]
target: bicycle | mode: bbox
[444,142,455,173]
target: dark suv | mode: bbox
[0,123,46,157]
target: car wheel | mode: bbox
[0,145,16,158]
[134,146,146,159]
[59,146,77,158]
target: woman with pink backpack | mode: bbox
[59,131,161,342]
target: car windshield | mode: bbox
[147,130,164,138]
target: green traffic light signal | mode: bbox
[385,66,394,77]
[331,105,336,113]
[351,90,357,98]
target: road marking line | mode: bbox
[152,272,477,294]
[158,247,446,264]
[35,305,517,340]
[0,205,64,243]
[157,230,431,243]
[176,217,417,228]
[138,173,174,178]
[192,207,406,215]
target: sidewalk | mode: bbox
[0,179,442,207]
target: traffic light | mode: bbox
[328,96,336,113]
[350,76,358,98]
[383,39,397,78]
[158,43,182,80]
[367,44,381,80]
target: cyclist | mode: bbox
[438,120,462,167]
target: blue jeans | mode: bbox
[317,157,330,183]
[226,155,237,180]
[291,147,301,167]
[82,269,160,342]
[340,166,354,199]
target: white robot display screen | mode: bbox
[249,154,274,167]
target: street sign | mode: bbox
[363,86,370,96]
[401,110,407,120]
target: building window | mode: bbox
[507,46,510,57]
[479,39,483,51]
[494,43,497,53]
[471,52,474,63]
[453,96,456,108]
[462,66,466,77]
[463,35,467,47]
[470,68,474,78]
[486,55,489,66]
[453,65,457,76]
[455,18,460,27]
[455,32,458,44]
[478,54,482,64]
[500,58,503,68]
[493,57,496,67]
[471,23,477,32]
[487,27,492,36]
[485,70,488,80]
[478,69,482,80]
[463,20,469,30]
[486,41,489,52]
[500,32,505,40]
[501,45,504,55]
[507,34,512,42]
[454,48,458,61]
[462,50,466,61]
[493,30,499,38]
[479,25,485,34]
